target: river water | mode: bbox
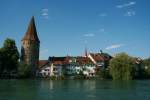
[0,79,150,100]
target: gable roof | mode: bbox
[48,56,93,65]
[39,60,49,69]
[48,57,69,65]
[76,56,93,64]
[89,53,112,62]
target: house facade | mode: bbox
[37,51,112,78]
[37,60,50,77]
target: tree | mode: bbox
[97,68,111,79]
[18,63,31,78]
[143,58,150,78]
[0,49,4,73]
[109,53,135,80]
[134,58,146,79]
[0,38,19,74]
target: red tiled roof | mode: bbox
[39,60,49,68]
[89,53,104,62]
[76,56,93,64]
[22,16,40,42]
[89,53,112,62]
[39,53,112,67]
[49,56,93,65]
[49,57,70,65]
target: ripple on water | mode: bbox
[0,79,150,100]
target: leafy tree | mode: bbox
[143,58,150,77]
[96,68,111,79]
[0,49,4,73]
[143,58,150,65]
[109,53,135,80]
[133,58,146,79]
[0,38,19,74]
[18,63,31,78]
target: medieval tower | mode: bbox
[21,16,40,76]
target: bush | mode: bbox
[97,68,111,79]
[49,75,65,80]
[18,63,31,78]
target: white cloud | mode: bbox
[98,28,105,32]
[42,12,48,16]
[124,10,135,16]
[42,8,48,12]
[84,33,95,37]
[41,8,49,19]
[99,13,107,17]
[105,44,124,50]
[116,1,136,8]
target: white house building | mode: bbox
[37,51,112,78]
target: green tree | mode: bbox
[143,58,150,78]
[134,58,146,79]
[109,53,135,80]
[96,68,111,79]
[1,38,19,74]
[18,63,31,78]
[0,49,4,73]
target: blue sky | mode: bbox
[0,0,150,59]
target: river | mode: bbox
[0,79,150,100]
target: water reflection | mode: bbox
[40,79,136,92]
[39,80,145,100]
[41,80,97,91]
[1,79,149,100]
[49,80,53,90]
[111,80,136,91]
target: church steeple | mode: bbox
[22,16,40,42]
[84,47,88,57]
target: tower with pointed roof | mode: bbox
[21,16,40,76]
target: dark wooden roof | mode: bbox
[38,60,49,68]
[49,57,66,61]
[48,56,93,65]
[89,53,112,62]
[76,56,93,64]
[22,16,40,42]
[48,57,69,65]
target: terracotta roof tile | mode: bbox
[22,16,40,42]
[39,60,49,68]
[89,53,112,62]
